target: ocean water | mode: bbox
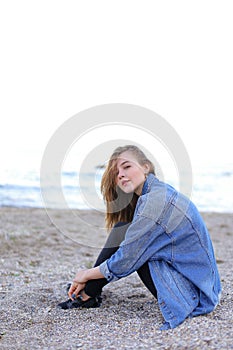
[0,160,232,213]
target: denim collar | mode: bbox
[141,173,157,196]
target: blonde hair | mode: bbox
[100,145,155,230]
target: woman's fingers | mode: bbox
[68,282,86,300]
[68,269,90,300]
[68,282,77,299]
[73,283,86,298]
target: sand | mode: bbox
[0,207,232,349]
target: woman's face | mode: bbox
[115,151,149,195]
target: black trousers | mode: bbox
[84,222,157,299]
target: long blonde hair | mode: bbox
[100,145,155,230]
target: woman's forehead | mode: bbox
[116,152,138,166]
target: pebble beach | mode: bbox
[0,207,232,349]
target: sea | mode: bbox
[0,150,232,213]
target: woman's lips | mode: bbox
[121,180,130,186]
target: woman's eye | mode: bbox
[124,165,130,169]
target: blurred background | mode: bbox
[0,0,232,212]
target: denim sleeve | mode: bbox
[99,214,161,282]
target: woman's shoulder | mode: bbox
[136,175,182,220]
[143,174,178,198]
[136,190,170,221]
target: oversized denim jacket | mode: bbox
[99,174,221,330]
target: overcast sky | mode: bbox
[0,1,232,172]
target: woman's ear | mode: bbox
[143,163,150,175]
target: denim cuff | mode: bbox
[99,261,119,282]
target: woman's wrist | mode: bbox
[73,267,104,285]
[87,266,104,280]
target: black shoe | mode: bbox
[57,295,102,310]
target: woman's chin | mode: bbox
[120,186,134,194]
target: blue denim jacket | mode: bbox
[99,174,221,330]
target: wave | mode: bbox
[0,166,232,211]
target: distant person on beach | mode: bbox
[58,145,221,330]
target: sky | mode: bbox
[0,1,233,175]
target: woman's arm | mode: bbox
[68,267,104,299]
[99,215,160,283]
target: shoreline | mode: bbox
[1,204,233,213]
[0,207,232,349]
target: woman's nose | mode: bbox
[118,169,125,179]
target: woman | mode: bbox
[58,145,221,330]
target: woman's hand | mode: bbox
[68,281,86,300]
[68,269,89,300]
[68,267,104,300]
